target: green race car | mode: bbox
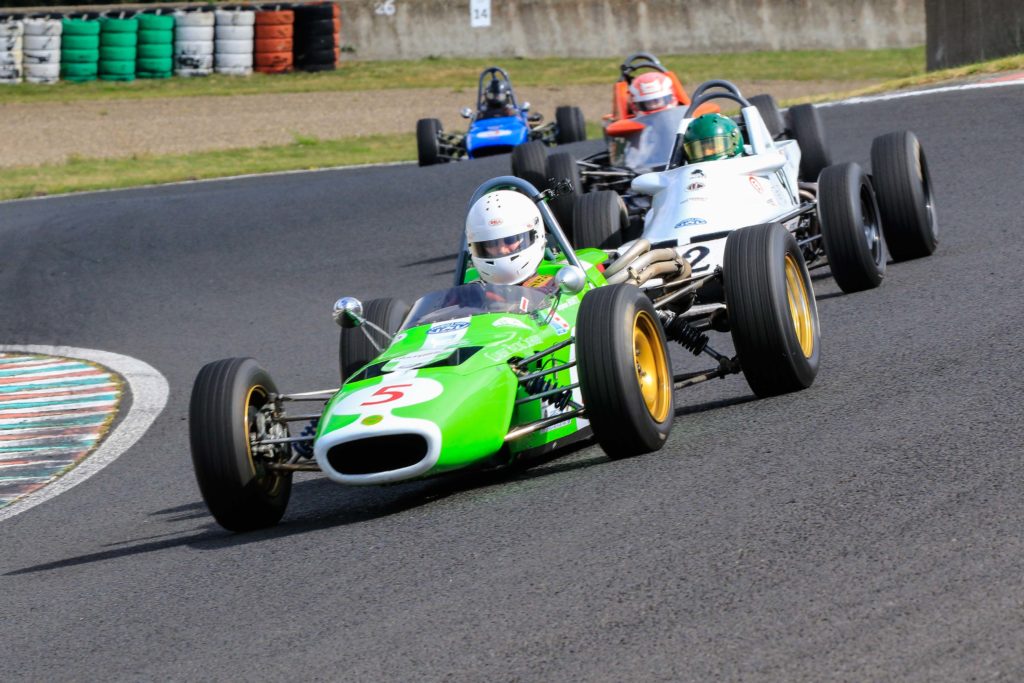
[189,175,821,532]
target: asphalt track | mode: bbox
[2,83,1023,681]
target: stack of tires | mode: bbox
[173,9,213,77]
[136,12,174,79]
[61,17,100,83]
[98,16,138,82]
[214,9,254,76]
[254,8,293,75]
[330,3,341,64]
[293,3,335,73]
[23,19,61,85]
[0,19,23,84]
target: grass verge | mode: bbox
[1,51,1020,202]
[0,47,925,105]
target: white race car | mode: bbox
[570,79,937,298]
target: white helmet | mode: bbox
[628,72,678,114]
[466,190,546,285]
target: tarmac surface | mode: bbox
[1,83,1023,680]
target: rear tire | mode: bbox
[555,105,587,144]
[510,140,548,191]
[416,118,443,167]
[817,162,886,293]
[339,298,411,383]
[576,284,674,458]
[573,190,627,249]
[545,151,582,235]
[788,104,831,181]
[870,130,938,261]
[749,94,785,139]
[724,223,820,397]
[189,358,292,532]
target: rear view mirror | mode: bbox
[460,107,473,119]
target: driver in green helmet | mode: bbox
[682,113,744,163]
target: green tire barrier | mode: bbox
[137,43,172,59]
[137,14,175,31]
[101,32,138,48]
[100,46,136,61]
[137,70,172,79]
[138,29,173,45]
[62,34,100,50]
[99,60,135,76]
[62,19,100,36]
[101,18,138,33]
[62,48,99,64]
[61,61,98,81]
[137,57,172,72]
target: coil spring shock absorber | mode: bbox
[664,316,709,356]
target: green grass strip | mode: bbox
[0,47,925,105]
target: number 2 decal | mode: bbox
[361,384,412,406]
[682,245,711,273]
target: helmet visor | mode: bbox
[684,135,734,162]
[470,229,537,259]
[636,94,675,112]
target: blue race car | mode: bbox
[415,66,586,166]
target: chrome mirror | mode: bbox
[555,266,586,295]
[333,297,364,328]
[522,101,531,111]
[460,107,473,119]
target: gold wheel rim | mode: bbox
[633,310,671,422]
[244,384,283,495]
[784,254,815,358]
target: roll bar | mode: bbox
[454,176,584,286]
[477,66,519,111]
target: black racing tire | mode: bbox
[510,140,548,191]
[339,297,411,383]
[545,151,582,236]
[817,162,886,293]
[870,130,938,261]
[572,190,627,250]
[189,357,292,532]
[788,104,832,181]
[555,105,587,144]
[749,93,785,139]
[576,284,674,458]
[724,223,820,397]
[416,118,442,167]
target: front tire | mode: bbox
[339,297,411,383]
[788,104,831,181]
[817,162,886,293]
[555,105,587,144]
[870,130,938,261]
[724,223,820,397]
[510,140,548,191]
[572,190,627,249]
[545,151,582,235]
[416,118,442,167]
[576,284,674,458]
[189,358,292,532]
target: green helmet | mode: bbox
[682,113,743,162]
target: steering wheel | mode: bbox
[683,80,751,118]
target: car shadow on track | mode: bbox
[4,447,611,576]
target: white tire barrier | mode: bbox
[23,18,62,37]
[24,35,60,51]
[174,10,214,76]
[25,62,59,83]
[24,49,60,65]
[175,25,214,42]
[0,63,22,84]
[174,41,213,56]
[0,21,24,37]
[215,52,253,68]
[214,25,253,40]
[1,35,23,52]
[214,10,253,76]
[215,10,255,26]
[0,49,22,66]
[175,11,214,27]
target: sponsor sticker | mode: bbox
[686,182,706,191]
[427,320,470,334]
[476,129,510,138]
[382,348,456,372]
[332,376,444,416]
[689,168,706,178]
[548,312,570,335]
[521,274,553,289]
[492,316,533,331]
[675,217,708,228]
[748,176,764,193]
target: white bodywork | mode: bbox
[626,105,804,276]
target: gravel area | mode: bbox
[0,79,879,167]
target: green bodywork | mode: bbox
[314,249,608,482]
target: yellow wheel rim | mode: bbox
[784,254,815,358]
[632,310,671,422]
[243,384,283,495]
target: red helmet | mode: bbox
[628,72,678,114]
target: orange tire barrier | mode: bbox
[254,51,291,68]
[255,10,293,26]
[255,38,292,52]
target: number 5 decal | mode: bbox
[361,384,412,406]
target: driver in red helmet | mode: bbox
[627,72,679,115]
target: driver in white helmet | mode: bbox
[465,190,555,292]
